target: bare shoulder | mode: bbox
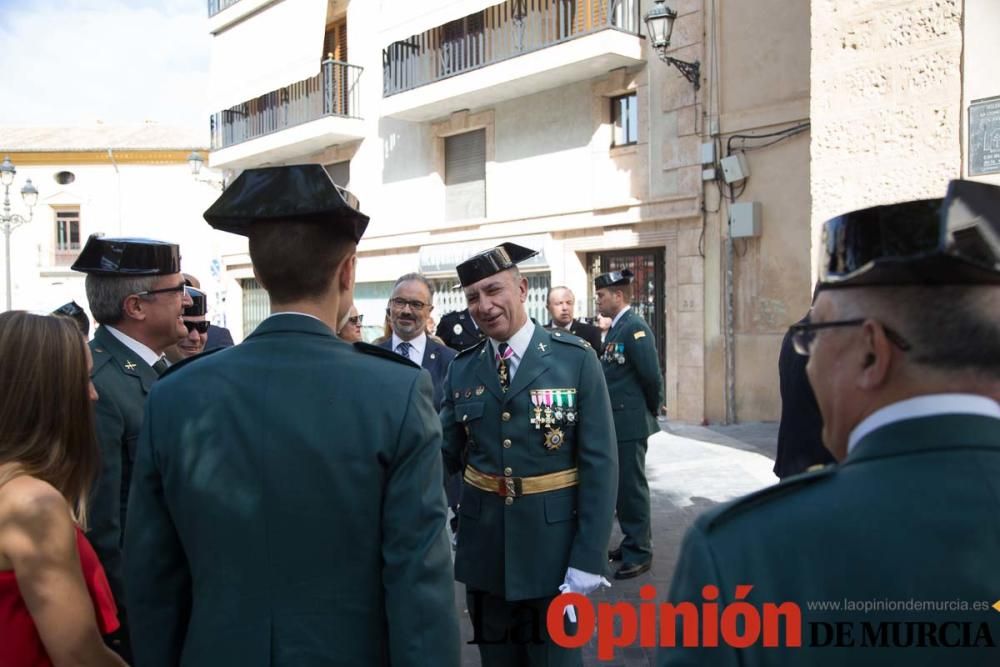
[0,476,74,566]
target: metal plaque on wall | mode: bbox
[969,95,1000,176]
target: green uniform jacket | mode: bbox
[441,325,618,600]
[87,324,159,611]
[601,309,663,441]
[659,413,1000,666]
[124,314,460,667]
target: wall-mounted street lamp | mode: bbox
[644,0,701,90]
[187,151,226,190]
[1,156,39,311]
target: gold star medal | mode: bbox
[544,426,565,450]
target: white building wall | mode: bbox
[3,160,242,335]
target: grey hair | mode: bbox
[84,274,159,325]
[547,285,573,305]
[838,286,1000,378]
[392,272,435,299]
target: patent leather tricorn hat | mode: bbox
[818,179,1000,288]
[594,268,635,290]
[203,164,369,241]
[456,242,539,287]
[71,236,180,276]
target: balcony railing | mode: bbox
[383,0,641,97]
[207,0,241,17]
[211,59,363,151]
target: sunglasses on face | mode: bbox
[348,315,363,325]
[184,320,210,334]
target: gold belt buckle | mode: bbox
[499,476,523,498]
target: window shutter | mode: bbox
[445,129,486,220]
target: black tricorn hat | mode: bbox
[51,301,90,336]
[456,242,539,287]
[594,268,634,290]
[184,287,207,317]
[71,236,180,276]
[819,179,1000,288]
[203,164,369,241]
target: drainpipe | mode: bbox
[724,229,736,424]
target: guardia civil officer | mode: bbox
[436,307,486,351]
[72,235,191,661]
[595,268,664,579]
[660,180,1000,666]
[123,165,460,666]
[441,242,618,666]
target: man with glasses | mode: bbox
[380,273,456,410]
[71,235,192,662]
[659,180,1000,666]
[164,287,210,364]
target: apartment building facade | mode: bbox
[204,0,1000,423]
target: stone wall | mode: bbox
[811,0,963,267]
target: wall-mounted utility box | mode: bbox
[700,142,716,165]
[730,201,761,238]
[721,152,749,184]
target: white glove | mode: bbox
[557,567,611,622]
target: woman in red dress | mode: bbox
[0,311,125,667]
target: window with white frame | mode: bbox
[54,207,81,262]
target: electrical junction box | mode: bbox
[729,202,761,238]
[721,152,749,184]
[700,142,716,165]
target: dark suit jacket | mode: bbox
[546,319,603,352]
[774,317,834,478]
[206,324,235,349]
[660,413,1000,666]
[87,325,160,623]
[601,309,663,441]
[124,314,460,666]
[378,335,456,410]
[441,326,618,600]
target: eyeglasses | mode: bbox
[789,318,912,356]
[348,315,363,325]
[134,283,186,298]
[389,297,429,311]
[184,320,210,334]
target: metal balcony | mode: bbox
[383,0,642,97]
[210,59,363,152]
[207,0,241,17]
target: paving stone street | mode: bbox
[455,422,780,666]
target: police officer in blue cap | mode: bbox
[124,165,460,666]
[660,180,1000,666]
[71,235,191,661]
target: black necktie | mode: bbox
[496,343,513,392]
[152,357,169,377]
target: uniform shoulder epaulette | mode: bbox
[89,343,114,373]
[455,336,489,358]
[160,346,226,380]
[549,329,589,348]
[354,341,420,368]
[704,464,837,532]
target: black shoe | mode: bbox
[608,547,622,561]
[614,561,651,580]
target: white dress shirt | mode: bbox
[490,320,535,381]
[848,393,1000,454]
[392,332,427,366]
[106,326,163,368]
[610,306,630,330]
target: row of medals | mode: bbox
[602,342,626,365]
[530,388,577,451]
